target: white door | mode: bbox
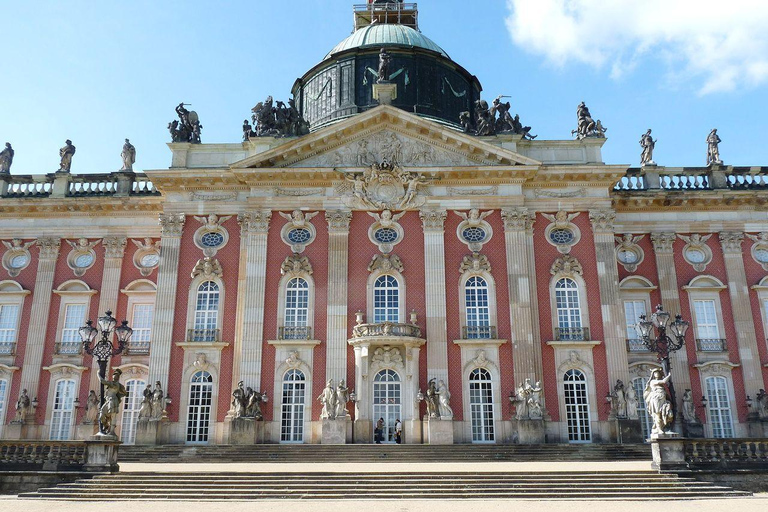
[706,376,734,438]
[564,369,591,443]
[186,371,213,444]
[281,369,306,443]
[50,379,76,440]
[372,369,401,443]
[121,379,146,445]
[469,368,495,443]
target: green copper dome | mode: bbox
[324,24,449,60]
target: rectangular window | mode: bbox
[131,304,154,343]
[623,300,646,340]
[693,300,720,339]
[60,304,86,353]
[50,379,76,441]
[0,305,20,352]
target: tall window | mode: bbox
[372,369,401,443]
[61,304,86,350]
[193,282,219,341]
[373,275,399,323]
[623,301,646,339]
[693,300,720,339]
[121,379,146,445]
[130,304,154,348]
[0,305,19,350]
[631,377,652,440]
[50,379,76,440]
[186,371,213,443]
[555,278,582,340]
[705,376,734,438]
[465,276,490,338]
[284,278,309,328]
[469,368,495,442]
[564,369,591,442]
[0,379,7,438]
[280,369,306,443]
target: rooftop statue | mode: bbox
[58,139,76,172]
[573,101,607,139]
[639,129,656,166]
[168,102,203,144]
[249,96,309,137]
[121,138,136,171]
[459,96,536,138]
[377,48,392,83]
[0,142,14,173]
[706,128,723,165]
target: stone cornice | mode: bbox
[0,197,163,217]
[613,192,768,212]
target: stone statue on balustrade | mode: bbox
[644,368,674,435]
[318,379,338,420]
[0,143,14,173]
[573,102,607,139]
[755,389,767,420]
[436,380,453,419]
[84,390,99,424]
[610,379,628,419]
[249,95,309,137]
[639,129,656,166]
[626,385,639,420]
[151,381,167,420]
[138,386,153,420]
[232,381,247,418]
[706,128,723,165]
[511,379,544,420]
[120,139,136,171]
[13,389,31,423]
[168,102,202,144]
[99,368,127,436]
[58,139,76,172]
[681,389,701,425]
[336,379,350,418]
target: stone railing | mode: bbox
[187,328,220,343]
[352,321,422,339]
[278,326,312,340]
[0,440,119,472]
[554,327,590,342]
[626,338,649,353]
[54,342,83,356]
[696,338,727,352]
[124,340,151,355]
[0,340,16,355]
[614,166,768,192]
[652,437,768,471]
[1,171,160,199]
[462,325,498,339]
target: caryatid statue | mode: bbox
[58,139,76,172]
[0,142,14,173]
[121,138,136,171]
[639,129,656,166]
[706,128,723,165]
[99,368,127,436]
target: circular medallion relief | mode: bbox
[617,248,639,264]
[684,248,706,264]
[74,253,95,268]
[754,248,768,264]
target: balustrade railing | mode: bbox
[55,342,83,355]
[352,321,422,339]
[1,171,158,199]
[626,338,649,352]
[68,174,119,196]
[696,338,727,352]
[614,167,768,194]
[0,341,16,355]
[0,441,87,469]
[727,171,768,189]
[278,326,312,340]
[187,328,220,343]
[462,325,497,339]
[684,439,768,468]
[131,175,159,195]
[0,175,54,197]
[125,340,151,355]
[554,327,590,342]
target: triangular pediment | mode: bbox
[230,105,540,169]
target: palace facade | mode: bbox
[1,2,767,446]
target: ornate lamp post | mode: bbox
[636,304,689,423]
[78,310,132,435]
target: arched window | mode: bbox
[469,368,494,442]
[0,379,7,438]
[281,369,306,443]
[121,378,146,445]
[50,379,76,440]
[705,376,734,438]
[563,369,591,443]
[373,275,399,323]
[373,369,401,443]
[465,276,491,339]
[555,278,583,341]
[186,371,213,444]
[193,281,219,342]
[284,278,309,339]
[631,377,652,440]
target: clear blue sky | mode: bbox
[1,0,766,175]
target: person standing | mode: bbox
[394,418,402,444]
[375,417,384,444]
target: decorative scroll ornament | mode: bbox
[337,161,427,210]
[191,257,223,279]
[746,232,768,271]
[542,211,581,254]
[193,214,231,257]
[368,253,404,273]
[159,212,185,237]
[238,210,271,234]
[281,254,313,277]
[189,191,238,202]
[678,233,713,272]
[193,353,210,372]
[368,210,405,254]
[614,234,645,272]
[102,237,127,259]
[2,239,34,277]
[370,346,405,372]
[274,187,323,197]
[550,254,583,277]
[285,350,303,369]
[459,252,491,274]
[454,209,493,252]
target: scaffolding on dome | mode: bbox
[353,2,419,30]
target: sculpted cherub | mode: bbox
[131,237,160,251]
[368,209,406,228]
[542,210,579,229]
[191,257,222,278]
[677,233,712,246]
[278,210,318,228]
[614,234,644,248]
[454,209,492,226]
[2,239,35,251]
[193,213,232,230]
[281,254,312,276]
[459,252,491,274]
[368,253,404,273]
[67,238,100,250]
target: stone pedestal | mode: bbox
[372,82,397,105]
[321,418,349,444]
[683,421,705,439]
[4,422,27,440]
[226,417,266,445]
[84,435,120,473]
[650,433,685,470]
[135,419,169,445]
[404,418,421,445]
[422,417,453,445]
[76,422,99,441]
[513,419,546,444]
[354,419,372,444]
[615,418,643,443]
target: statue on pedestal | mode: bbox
[14,389,31,423]
[138,386,152,420]
[245,387,266,420]
[436,380,453,418]
[232,381,247,418]
[706,128,722,165]
[644,369,674,435]
[318,379,338,420]
[58,139,76,172]
[120,139,136,171]
[99,368,127,436]
[425,378,439,418]
[681,389,701,425]
[336,379,349,418]
[756,389,768,420]
[84,390,99,424]
[573,102,607,139]
[610,380,628,419]
[0,143,13,173]
[377,48,392,83]
[626,385,639,420]
[168,103,202,143]
[639,129,656,166]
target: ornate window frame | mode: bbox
[52,280,98,358]
[459,348,503,444]
[180,361,218,445]
[542,211,581,254]
[192,214,232,258]
[614,234,645,272]
[65,239,100,277]
[269,349,316,444]
[367,270,406,324]
[747,233,768,271]
[279,211,318,254]
[113,363,149,443]
[0,281,30,360]
[454,209,494,253]
[185,258,225,344]
[0,363,19,438]
[692,361,741,438]
[1,239,34,277]
[276,256,316,339]
[683,275,727,354]
[121,280,157,355]
[554,350,600,443]
[367,210,405,254]
[678,234,713,272]
[751,277,768,344]
[549,255,591,341]
[131,238,161,277]
[42,363,88,440]
[458,254,499,340]
[619,276,656,351]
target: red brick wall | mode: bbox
[744,234,768,393]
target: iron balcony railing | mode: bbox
[187,328,220,343]
[626,338,650,352]
[554,327,590,342]
[278,326,312,340]
[0,341,16,356]
[124,340,151,355]
[352,322,422,339]
[462,325,497,339]
[696,338,727,352]
[54,342,83,355]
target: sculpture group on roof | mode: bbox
[573,101,607,139]
[459,95,536,139]
[244,96,309,139]
[168,102,203,144]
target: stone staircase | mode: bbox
[18,470,751,500]
[119,443,652,463]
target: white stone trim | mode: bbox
[454,346,504,444]
[269,345,317,443]
[1,240,34,277]
[184,273,226,342]
[693,362,743,437]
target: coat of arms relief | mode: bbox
[337,160,429,210]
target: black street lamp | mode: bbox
[78,310,132,435]
[636,304,689,425]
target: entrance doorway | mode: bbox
[564,369,591,443]
[372,369,401,443]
